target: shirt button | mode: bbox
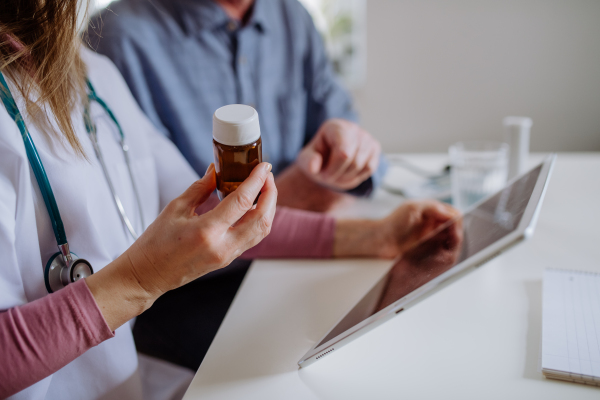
[239,55,247,65]
[227,21,237,32]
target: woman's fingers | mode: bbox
[415,202,461,241]
[424,201,460,223]
[177,164,217,213]
[230,170,277,247]
[209,162,273,227]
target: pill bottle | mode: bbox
[213,104,262,201]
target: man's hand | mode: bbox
[275,164,356,212]
[296,118,381,191]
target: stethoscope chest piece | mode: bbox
[44,251,93,294]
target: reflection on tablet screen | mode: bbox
[317,164,543,347]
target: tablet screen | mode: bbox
[317,164,543,347]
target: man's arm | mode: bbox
[302,6,390,193]
[276,3,386,211]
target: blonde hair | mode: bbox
[0,0,90,156]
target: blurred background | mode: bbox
[92,0,600,153]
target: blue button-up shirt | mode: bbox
[90,0,384,195]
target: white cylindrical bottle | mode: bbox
[503,116,532,180]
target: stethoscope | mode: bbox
[0,71,144,293]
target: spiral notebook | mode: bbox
[542,269,600,386]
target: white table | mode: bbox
[183,153,600,400]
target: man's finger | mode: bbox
[208,162,272,227]
[297,146,323,176]
[337,141,380,188]
[335,137,374,185]
[321,131,358,180]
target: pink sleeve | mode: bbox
[0,279,114,398]
[241,206,335,258]
[196,194,336,259]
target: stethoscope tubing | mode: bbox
[0,70,146,293]
[0,72,69,246]
[0,71,145,247]
[88,126,141,239]
[85,80,145,239]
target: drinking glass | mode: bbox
[449,141,509,211]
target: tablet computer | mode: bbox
[298,155,556,368]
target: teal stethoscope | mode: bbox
[0,71,145,293]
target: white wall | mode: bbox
[351,0,600,152]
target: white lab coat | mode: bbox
[0,48,198,400]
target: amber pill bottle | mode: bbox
[212,104,263,201]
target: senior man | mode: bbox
[89,0,386,369]
[89,0,385,212]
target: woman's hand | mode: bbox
[86,162,277,331]
[374,200,460,258]
[333,200,459,259]
[375,217,464,312]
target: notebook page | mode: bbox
[542,269,600,380]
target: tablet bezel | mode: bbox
[298,155,556,368]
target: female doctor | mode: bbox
[0,0,277,396]
[0,1,457,399]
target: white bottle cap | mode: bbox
[213,104,261,146]
[503,116,533,129]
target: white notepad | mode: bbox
[542,269,600,386]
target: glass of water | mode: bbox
[449,141,509,211]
